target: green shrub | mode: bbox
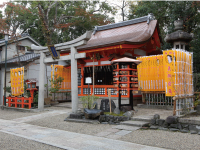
[80,95,99,109]
[194,100,200,107]
[44,75,64,100]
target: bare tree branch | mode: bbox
[47,1,57,25]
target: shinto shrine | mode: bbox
[61,14,161,100]
[30,14,161,113]
[7,14,193,116]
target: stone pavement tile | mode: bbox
[120,120,149,127]
[105,128,120,133]
[106,134,122,140]
[95,131,112,137]
[132,115,153,121]
[112,125,140,131]
[115,130,132,136]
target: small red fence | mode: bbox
[4,96,33,109]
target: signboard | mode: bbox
[85,77,92,84]
[48,45,60,60]
[163,50,193,96]
[163,50,176,96]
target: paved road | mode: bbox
[0,109,168,150]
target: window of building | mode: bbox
[17,46,25,51]
[181,45,183,49]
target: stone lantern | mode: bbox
[165,20,193,50]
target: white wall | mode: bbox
[1,38,39,61]
[27,61,51,98]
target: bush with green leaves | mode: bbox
[4,86,11,95]
[80,95,99,109]
[44,75,64,101]
[34,91,38,103]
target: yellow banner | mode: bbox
[137,55,165,92]
[163,50,176,96]
[10,67,24,96]
[51,65,71,90]
[137,49,193,96]
[163,50,192,96]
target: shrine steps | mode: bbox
[119,115,153,129]
[120,120,150,128]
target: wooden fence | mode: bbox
[4,96,33,109]
[142,92,195,116]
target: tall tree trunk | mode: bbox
[38,3,52,45]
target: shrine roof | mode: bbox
[25,78,38,83]
[111,57,142,65]
[77,15,158,51]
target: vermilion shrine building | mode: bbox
[31,14,162,112]
[60,14,161,102]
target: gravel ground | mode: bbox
[27,113,115,136]
[0,106,67,120]
[134,107,173,119]
[182,113,200,121]
[0,132,63,150]
[0,109,40,120]
[119,129,200,150]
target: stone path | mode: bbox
[0,119,168,150]
[0,108,169,150]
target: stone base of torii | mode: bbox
[31,31,92,113]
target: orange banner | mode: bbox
[137,50,193,96]
[137,55,165,92]
[51,65,71,90]
[10,67,24,96]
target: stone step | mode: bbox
[131,115,153,122]
[120,120,150,127]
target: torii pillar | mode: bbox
[31,31,92,112]
[71,47,78,112]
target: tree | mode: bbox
[28,1,116,45]
[111,0,129,21]
[1,1,116,46]
[0,2,32,66]
[128,1,200,72]
[45,75,64,101]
